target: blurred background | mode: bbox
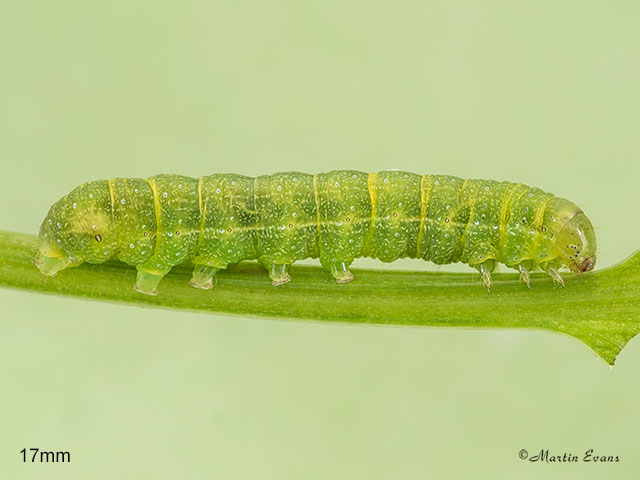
[1,1,638,478]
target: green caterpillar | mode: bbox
[35,170,597,294]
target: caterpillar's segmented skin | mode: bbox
[36,171,597,294]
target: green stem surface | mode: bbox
[1,230,638,365]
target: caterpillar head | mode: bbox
[548,198,597,273]
[36,181,117,276]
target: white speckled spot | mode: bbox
[216,188,221,194]
[163,192,168,198]
[178,219,183,224]
[383,178,389,184]
[167,232,173,237]
[142,224,147,229]
[178,184,183,189]
[292,212,297,217]
[89,193,94,198]
[394,232,399,237]
[142,250,146,255]
[474,220,479,225]
[72,203,77,209]
[134,189,139,194]
[130,243,135,248]
[435,180,440,185]
[57,222,62,228]
[277,185,282,191]
[230,216,234,221]
[121,198,126,204]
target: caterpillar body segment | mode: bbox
[35,171,597,294]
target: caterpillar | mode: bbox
[35,171,597,295]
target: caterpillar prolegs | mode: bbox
[35,171,597,295]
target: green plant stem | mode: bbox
[0,230,638,365]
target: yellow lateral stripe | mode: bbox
[364,172,378,254]
[196,177,206,250]
[533,195,552,228]
[498,183,526,252]
[107,179,116,220]
[106,178,118,247]
[313,173,321,232]
[253,176,261,253]
[367,172,378,215]
[458,179,474,249]
[146,177,161,242]
[416,174,430,258]
[530,195,555,256]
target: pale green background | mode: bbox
[1,1,639,478]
